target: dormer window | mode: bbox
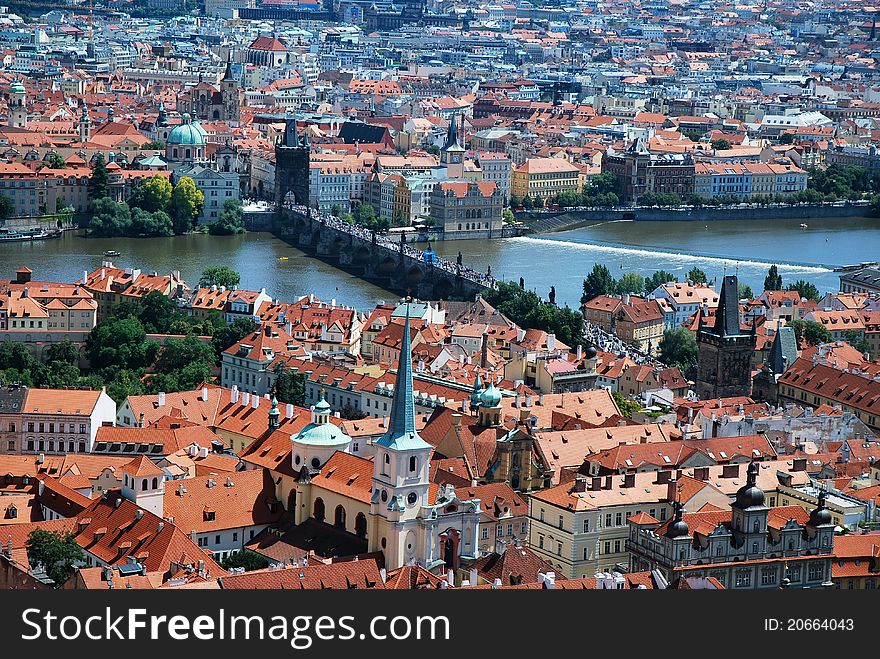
[204,510,215,522]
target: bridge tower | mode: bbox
[274,116,311,211]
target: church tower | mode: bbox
[694,275,756,399]
[220,52,241,125]
[369,301,434,570]
[8,80,27,129]
[79,102,92,143]
[120,456,165,518]
[274,115,311,208]
[440,112,465,179]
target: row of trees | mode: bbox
[763,265,821,302]
[483,280,586,348]
[88,170,206,237]
[581,265,710,302]
[513,172,621,210]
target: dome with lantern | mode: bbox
[290,392,352,472]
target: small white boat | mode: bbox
[800,223,808,229]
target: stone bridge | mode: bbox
[273,208,490,302]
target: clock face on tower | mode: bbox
[453,155,461,163]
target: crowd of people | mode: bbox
[584,320,663,367]
[287,204,496,287]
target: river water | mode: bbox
[1,215,877,311]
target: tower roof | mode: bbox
[375,301,431,451]
[443,113,465,153]
[710,275,742,337]
[223,51,234,81]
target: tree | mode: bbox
[88,154,110,201]
[169,176,204,234]
[738,283,754,300]
[658,327,698,372]
[645,270,678,292]
[88,197,131,237]
[138,291,179,334]
[105,369,146,404]
[274,365,306,406]
[85,316,159,373]
[209,198,246,235]
[615,272,645,295]
[502,208,515,224]
[532,195,545,209]
[508,194,522,208]
[483,280,586,347]
[582,264,615,302]
[130,208,173,237]
[220,549,269,572]
[687,267,708,285]
[763,265,783,292]
[199,265,241,289]
[612,391,642,419]
[212,317,256,356]
[155,336,216,373]
[46,153,67,169]
[129,175,172,213]
[787,279,820,302]
[522,195,534,210]
[26,529,86,586]
[711,138,732,150]
[788,319,832,346]
[778,133,795,145]
[0,342,37,372]
[143,139,165,150]
[46,340,79,365]
[0,194,14,220]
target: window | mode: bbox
[603,541,611,555]
[215,535,221,545]
[605,513,612,528]
[583,519,590,533]
[538,536,544,549]
[808,562,824,582]
[614,540,621,554]
[409,456,417,473]
[558,515,564,530]
[198,537,207,547]
[615,512,622,526]
[583,547,589,561]
[232,532,238,542]
[496,525,503,537]
[760,566,777,586]
[507,524,513,536]
[556,543,562,556]
[482,527,489,540]
[539,509,544,522]
[521,522,527,535]
[734,568,751,588]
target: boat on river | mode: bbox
[0,227,60,242]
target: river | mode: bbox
[1,215,878,311]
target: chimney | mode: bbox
[656,470,670,484]
[666,478,678,503]
[591,476,602,491]
[480,330,489,368]
[252,395,259,409]
[201,387,208,402]
[469,568,478,587]
[452,413,462,427]
[603,474,612,490]
[285,403,294,419]
[242,392,250,407]
[573,475,587,492]
[722,464,740,479]
[791,458,807,472]
[546,332,556,352]
[622,473,635,488]
[694,466,709,481]
[231,385,239,404]
[157,391,166,407]
[576,344,582,361]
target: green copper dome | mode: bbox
[292,420,351,448]
[167,114,205,146]
[479,382,502,408]
[9,80,25,95]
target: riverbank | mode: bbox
[518,202,874,233]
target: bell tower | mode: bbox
[274,115,311,209]
[440,112,465,180]
[369,301,433,570]
[9,80,27,129]
[220,52,241,124]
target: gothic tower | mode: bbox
[274,116,311,209]
[220,52,241,124]
[440,112,465,179]
[369,301,433,570]
[694,275,756,399]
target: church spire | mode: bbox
[223,51,233,81]
[375,300,431,451]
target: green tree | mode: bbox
[612,391,642,419]
[220,549,269,572]
[130,208,174,237]
[199,265,241,289]
[143,139,165,150]
[129,175,173,213]
[88,154,110,201]
[88,197,131,237]
[644,270,678,292]
[0,194,14,220]
[0,342,37,372]
[105,369,146,404]
[658,327,698,372]
[763,265,783,292]
[711,138,732,150]
[738,283,754,300]
[522,195,534,210]
[483,281,585,347]
[532,195,545,209]
[615,272,645,295]
[46,153,67,169]
[778,133,795,145]
[582,264,615,302]
[155,336,216,373]
[26,529,86,586]
[508,194,522,208]
[169,176,204,234]
[502,208,515,224]
[46,340,79,365]
[687,267,708,285]
[85,317,160,373]
[787,279,820,302]
[137,291,180,334]
[273,365,307,406]
[788,319,832,346]
[209,198,246,235]
[212,317,256,356]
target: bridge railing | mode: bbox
[286,204,495,289]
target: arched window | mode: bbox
[334,505,346,529]
[185,148,191,160]
[313,497,325,522]
[458,224,462,230]
[173,148,178,159]
[152,477,158,489]
[355,513,367,537]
